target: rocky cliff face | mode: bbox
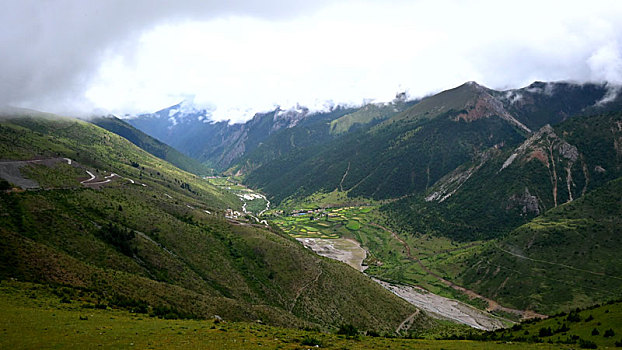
[128,104,311,170]
[499,124,583,208]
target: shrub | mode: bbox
[566,311,582,322]
[579,338,597,349]
[539,327,553,337]
[367,330,380,337]
[300,335,323,347]
[0,179,12,191]
[337,324,359,337]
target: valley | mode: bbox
[5,2,622,348]
[2,79,622,348]
[261,199,520,331]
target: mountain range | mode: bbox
[0,110,427,333]
[2,79,622,347]
[126,80,622,313]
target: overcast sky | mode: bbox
[2,0,622,122]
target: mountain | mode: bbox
[457,175,622,314]
[384,111,622,241]
[127,96,419,173]
[0,111,429,333]
[243,81,615,205]
[91,116,214,175]
[126,102,320,170]
[495,81,614,130]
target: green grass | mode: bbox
[91,116,214,176]
[482,300,622,348]
[271,204,490,309]
[0,280,574,350]
[0,114,431,333]
[346,220,361,230]
[457,177,622,314]
[329,100,411,135]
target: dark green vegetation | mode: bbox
[128,97,417,173]
[0,280,573,349]
[246,105,524,203]
[128,104,355,170]
[91,116,214,175]
[230,82,622,317]
[385,112,622,241]
[243,82,613,207]
[0,113,430,333]
[477,300,622,349]
[456,176,622,314]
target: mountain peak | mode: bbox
[465,80,483,87]
[461,81,489,91]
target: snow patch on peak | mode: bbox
[168,108,180,117]
[273,104,310,129]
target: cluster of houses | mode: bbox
[290,208,348,221]
[291,208,325,217]
[225,208,243,219]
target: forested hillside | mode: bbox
[0,112,427,333]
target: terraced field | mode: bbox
[269,204,517,330]
[271,206,371,239]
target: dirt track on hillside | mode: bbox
[369,222,546,320]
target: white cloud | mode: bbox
[3,0,622,121]
[588,42,622,83]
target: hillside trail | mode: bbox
[368,222,546,320]
[395,309,420,334]
[494,243,622,281]
[289,265,323,312]
[339,162,350,192]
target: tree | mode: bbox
[337,324,359,337]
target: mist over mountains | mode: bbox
[4,1,622,347]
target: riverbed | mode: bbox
[296,237,368,272]
[297,236,507,331]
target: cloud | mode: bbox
[588,42,622,84]
[3,0,622,121]
[0,0,329,116]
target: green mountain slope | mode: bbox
[479,300,622,348]
[243,81,613,207]
[383,112,622,241]
[329,95,417,135]
[456,176,622,314]
[92,116,214,175]
[2,280,570,349]
[227,106,357,175]
[245,83,527,203]
[0,113,425,333]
